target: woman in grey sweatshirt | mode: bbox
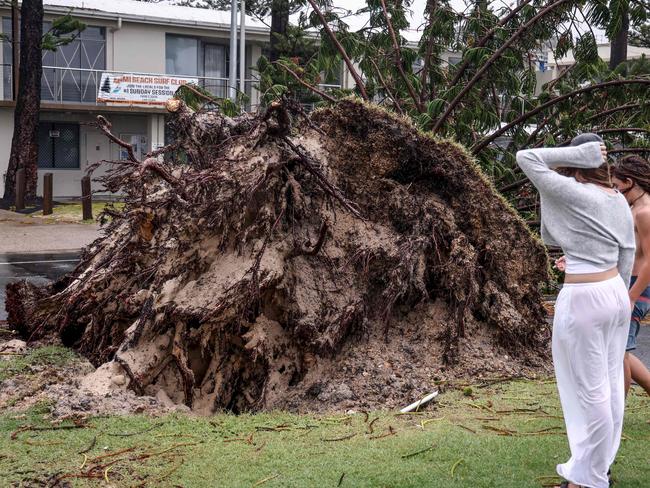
[516,136,635,488]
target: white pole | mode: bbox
[239,0,246,95]
[229,0,237,101]
[399,391,439,413]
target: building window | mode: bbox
[166,35,199,76]
[203,43,228,97]
[1,17,13,100]
[166,35,231,97]
[38,122,80,169]
[41,24,106,103]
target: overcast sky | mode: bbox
[325,0,604,43]
[329,0,466,33]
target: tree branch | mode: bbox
[596,127,650,135]
[433,0,571,133]
[471,78,650,154]
[419,0,438,104]
[275,61,337,103]
[305,0,368,100]
[587,103,641,122]
[448,0,535,87]
[380,0,424,112]
[96,115,140,164]
[609,148,650,155]
[369,57,405,115]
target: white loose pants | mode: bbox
[553,275,630,488]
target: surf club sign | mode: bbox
[97,73,198,106]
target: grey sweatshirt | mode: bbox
[516,142,635,286]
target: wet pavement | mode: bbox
[0,252,79,321]
[0,209,99,254]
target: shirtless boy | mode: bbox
[612,155,650,396]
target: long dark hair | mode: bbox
[556,164,613,188]
[555,132,613,188]
[612,155,650,193]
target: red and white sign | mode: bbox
[97,73,198,106]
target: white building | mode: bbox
[536,42,650,89]
[0,0,278,197]
[2,1,648,198]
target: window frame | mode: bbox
[38,122,81,170]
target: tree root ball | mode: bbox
[6,99,551,414]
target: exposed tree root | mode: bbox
[6,98,550,413]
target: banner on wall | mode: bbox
[97,73,198,106]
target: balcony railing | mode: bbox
[1,65,261,108]
[1,65,343,110]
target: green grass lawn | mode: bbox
[36,201,125,224]
[0,353,648,487]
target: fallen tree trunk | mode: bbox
[6,98,551,413]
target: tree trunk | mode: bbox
[269,0,289,61]
[3,0,43,203]
[609,4,629,70]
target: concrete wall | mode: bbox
[111,22,166,74]
[34,111,148,197]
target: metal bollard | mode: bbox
[15,168,25,211]
[81,175,93,220]
[43,173,53,215]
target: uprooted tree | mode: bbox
[7,98,550,413]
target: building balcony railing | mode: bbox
[1,65,343,110]
[1,65,261,108]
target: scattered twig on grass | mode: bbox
[366,417,379,435]
[78,435,97,454]
[482,425,515,436]
[401,444,436,459]
[369,425,396,440]
[338,472,346,486]
[323,416,353,424]
[456,424,477,434]
[420,417,446,428]
[322,433,357,442]
[22,439,64,446]
[224,433,254,444]
[155,458,185,483]
[106,423,162,437]
[450,458,464,477]
[11,422,88,440]
[88,447,137,464]
[252,473,280,486]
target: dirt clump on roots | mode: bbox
[6,98,551,414]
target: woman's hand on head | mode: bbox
[554,256,566,272]
[600,144,608,163]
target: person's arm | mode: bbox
[619,245,636,291]
[618,205,637,289]
[629,210,650,300]
[516,142,604,196]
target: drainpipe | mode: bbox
[239,0,245,96]
[11,0,19,100]
[229,0,237,101]
[109,17,122,71]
